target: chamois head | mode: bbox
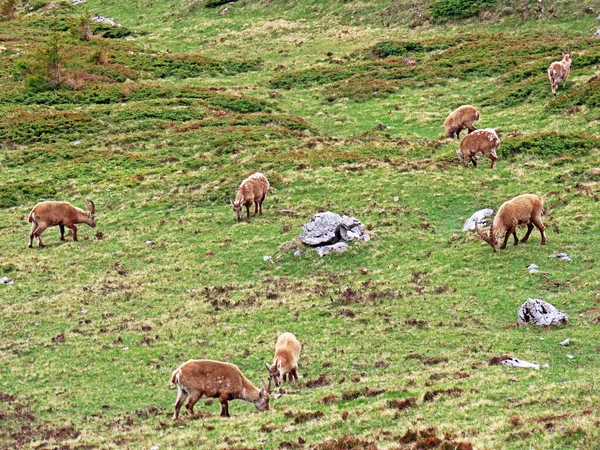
[563,51,573,62]
[254,379,271,411]
[84,200,97,228]
[265,361,283,387]
[475,220,499,252]
[230,197,243,221]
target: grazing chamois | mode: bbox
[171,359,270,419]
[444,105,480,139]
[548,53,573,95]
[475,194,546,252]
[457,128,500,169]
[28,200,96,248]
[230,172,270,222]
[265,332,301,387]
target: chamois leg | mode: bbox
[259,195,265,215]
[291,367,298,382]
[489,152,497,169]
[521,223,534,243]
[456,128,462,139]
[66,224,78,241]
[532,217,546,245]
[29,222,38,248]
[282,373,287,383]
[512,230,519,245]
[467,124,476,134]
[185,391,201,417]
[500,226,516,249]
[34,225,49,248]
[470,156,477,167]
[173,386,188,420]
[59,224,66,241]
[245,204,251,222]
[254,201,259,215]
[219,396,230,418]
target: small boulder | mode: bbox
[518,298,569,326]
[316,242,348,257]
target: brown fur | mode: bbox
[475,194,546,252]
[27,200,96,248]
[231,172,270,221]
[171,359,270,420]
[444,105,480,139]
[457,128,500,169]
[265,332,301,386]
[548,53,572,95]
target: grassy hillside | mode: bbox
[1,0,600,449]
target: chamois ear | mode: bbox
[267,378,272,393]
[229,197,234,206]
[264,362,271,371]
[276,359,281,369]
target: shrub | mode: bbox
[90,23,132,39]
[430,0,497,22]
[0,182,57,208]
[0,0,18,20]
[499,132,600,158]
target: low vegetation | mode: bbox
[1,0,599,449]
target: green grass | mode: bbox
[1,1,600,449]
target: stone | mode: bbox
[501,357,540,370]
[300,212,343,246]
[595,29,600,38]
[0,276,14,285]
[463,208,494,231]
[315,242,348,257]
[550,253,573,261]
[560,338,570,346]
[518,298,569,326]
[293,250,303,257]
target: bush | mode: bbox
[499,132,600,158]
[91,23,132,39]
[430,0,497,22]
[0,182,57,209]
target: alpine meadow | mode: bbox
[2,0,600,448]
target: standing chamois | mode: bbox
[444,105,480,139]
[230,172,270,222]
[475,194,546,252]
[171,359,270,419]
[265,332,301,387]
[548,53,573,95]
[28,200,96,248]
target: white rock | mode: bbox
[0,276,14,285]
[526,264,538,270]
[316,242,348,257]
[146,240,153,245]
[293,250,303,257]
[518,298,569,326]
[263,255,272,262]
[560,338,570,346]
[122,347,129,351]
[567,354,574,359]
[80,309,88,314]
[393,196,399,202]
[463,208,494,231]
[501,357,540,370]
[550,253,573,261]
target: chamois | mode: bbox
[28,200,96,248]
[475,194,546,252]
[171,359,270,419]
[265,332,301,387]
[231,172,270,222]
[444,105,480,139]
[548,53,572,95]
[457,128,500,169]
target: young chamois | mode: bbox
[230,172,270,222]
[444,105,480,139]
[28,200,96,248]
[171,359,270,419]
[265,332,301,387]
[457,128,500,169]
[475,194,546,252]
[548,53,573,95]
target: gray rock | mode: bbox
[595,29,600,38]
[315,242,348,257]
[300,212,343,246]
[501,357,540,370]
[550,253,573,261]
[293,250,303,257]
[518,298,569,326]
[560,338,570,346]
[0,276,14,285]
[463,208,494,231]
